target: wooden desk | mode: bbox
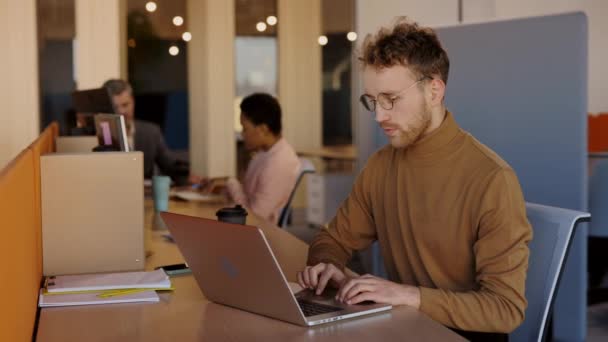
[298,145,357,161]
[298,145,357,173]
[36,200,464,341]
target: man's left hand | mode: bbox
[336,274,421,309]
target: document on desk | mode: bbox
[170,190,224,202]
[45,269,171,293]
[39,289,159,307]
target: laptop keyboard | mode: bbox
[297,299,342,317]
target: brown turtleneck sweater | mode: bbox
[308,111,532,333]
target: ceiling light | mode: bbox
[256,22,267,32]
[318,35,328,46]
[266,16,277,26]
[173,16,184,26]
[145,2,157,12]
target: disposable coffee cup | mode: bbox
[216,205,248,225]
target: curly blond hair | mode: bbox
[359,17,450,84]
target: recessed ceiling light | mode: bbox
[318,35,328,46]
[145,2,157,12]
[173,16,184,26]
[256,22,267,32]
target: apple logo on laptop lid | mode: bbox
[220,256,239,279]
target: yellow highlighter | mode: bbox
[97,287,175,298]
[43,289,119,296]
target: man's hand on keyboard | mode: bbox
[297,262,346,296]
[336,274,421,308]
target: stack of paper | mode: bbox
[46,269,171,292]
[39,269,172,307]
[39,289,159,307]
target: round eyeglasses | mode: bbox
[359,77,429,113]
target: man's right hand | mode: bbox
[297,262,347,295]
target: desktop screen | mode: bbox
[94,114,130,152]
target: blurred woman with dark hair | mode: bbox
[212,93,300,223]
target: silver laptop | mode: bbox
[161,212,392,326]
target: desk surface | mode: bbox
[36,200,464,341]
[298,145,357,161]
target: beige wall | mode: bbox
[187,0,236,177]
[278,0,322,151]
[357,0,458,34]
[75,0,127,89]
[0,0,40,169]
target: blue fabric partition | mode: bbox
[359,12,588,341]
[588,156,608,237]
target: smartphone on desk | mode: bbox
[156,263,192,276]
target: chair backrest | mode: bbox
[511,202,590,342]
[277,157,315,228]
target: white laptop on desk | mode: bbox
[160,212,392,326]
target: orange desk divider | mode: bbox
[588,113,608,152]
[29,122,59,277]
[0,149,40,342]
[0,122,58,342]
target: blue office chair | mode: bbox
[277,158,315,228]
[510,202,590,342]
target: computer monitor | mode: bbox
[70,88,116,136]
[93,114,130,152]
[72,88,115,114]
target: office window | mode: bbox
[38,0,76,135]
[234,0,278,133]
[234,0,278,177]
[127,0,190,151]
[321,0,355,146]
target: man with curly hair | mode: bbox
[297,17,532,341]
